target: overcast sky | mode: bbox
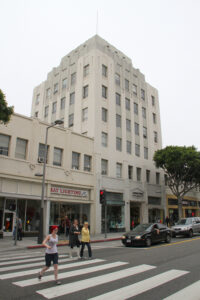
[0,0,200,148]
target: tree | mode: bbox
[154,146,200,219]
[0,89,14,124]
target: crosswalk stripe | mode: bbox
[13,261,128,287]
[88,269,189,300]
[0,259,104,280]
[36,264,156,299]
[163,280,200,300]
[0,252,43,261]
[0,256,70,272]
[0,255,68,267]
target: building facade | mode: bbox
[0,114,95,237]
[31,35,166,234]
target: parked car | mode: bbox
[121,223,171,247]
[171,217,200,238]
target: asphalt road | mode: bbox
[1,236,200,300]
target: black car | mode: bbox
[121,223,171,247]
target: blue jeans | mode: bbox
[80,242,92,257]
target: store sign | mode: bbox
[132,188,144,198]
[50,187,88,197]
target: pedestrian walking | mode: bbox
[80,221,92,259]
[38,225,61,285]
[68,219,80,258]
[17,218,23,241]
[165,216,170,227]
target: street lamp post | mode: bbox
[37,119,64,244]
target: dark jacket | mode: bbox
[69,224,80,247]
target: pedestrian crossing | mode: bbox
[0,251,200,299]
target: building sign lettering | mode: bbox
[51,187,88,197]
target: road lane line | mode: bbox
[13,261,128,287]
[163,280,200,299]
[88,270,189,300]
[0,259,104,280]
[36,264,156,299]
[147,237,200,249]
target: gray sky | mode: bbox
[0,0,200,148]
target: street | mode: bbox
[1,236,200,299]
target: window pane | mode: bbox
[70,92,75,105]
[135,144,140,157]
[144,147,148,159]
[83,85,89,98]
[71,73,76,85]
[62,78,67,89]
[15,138,27,160]
[125,79,129,91]
[38,143,48,162]
[126,119,131,132]
[0,134,10,156]
[128,165,133,179]
[101,132,108,147]
[141,89,145,100]
[102,65,107,77]
[68,113,74,127]
[102,108,107,122]
[134,102,138,115]
[116,137,122,151]
[116,93,121,106]
[127,141,131,154]
[133,84,137,95]
[115,73,120,85]
[52,102,57,114]
[54,83,58,94]
[125,98,130,110]
[60,97,65,110]
[116,114,121,127]
[84,155,91,172]
[53,147,62,166]
[101,159,108,175]
[137,168,141,181]
[135,123,139,135]
[143,126,147,138]
[142,107,146,119]
[44,106,49,117]
[72,152,80,169]
[116,163,122,178]
[102,85,107,98]
[83,64,89,77]
[82,108,88,121]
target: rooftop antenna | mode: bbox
[96,9,99,35]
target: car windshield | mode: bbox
[177,219,192,225]
[132,224,152,233]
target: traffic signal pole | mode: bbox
[105,201,107,238]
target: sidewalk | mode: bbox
[0,232,124,252]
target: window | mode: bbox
[83,64,89,77]
[146,170,150,183]
[135,122,139,135]
[35,112,38,118]
[144,147,148,159]
[154,131,158,143]
[102,108,108,122]
[60,97,65,110]
[46,88,51,99]
[135,144,140,157]
[141,89,145,100]
[156,172,160,184]
[143,126,147,138]
[125,79,129,91]
[115,73,120,85]
[152,95,155,106]
[101,159,108,175]
[164,174,168,186]
[128,165,133,179]
[53,147,63,166]
[116,93,121,106]
[116,163,122,178]
[62,78,67,89]
[153,113,156,124]
[134,102,138,115]
[116,137,122,151]
[102,85,107,98]
[71,72,76,85]
[69,92,75,105]
[126,119,131,132]
[133,84,137,95]
[38,143,49,163]
[36,94,40,105]
[44,106,49,117]
[142,107,146,119]
[54,83,58,94]
[52,102,57,114]
[68,113,74,127]
[125,98,130,110]
[72,152,80,170]
[116,114,121,128]
[101,132,108,147]
[83,85,89,98]
[102,64,107,77]
[0,134,10,156]
[82,107,88,121]
[127,141,132,154]
[84,155,91,172]
[15,138,27,160]
[136,167,141,181]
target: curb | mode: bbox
[27,237,122,249]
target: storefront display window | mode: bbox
[25,200,40,231]
[0,198,4,231]
[148,208,164,223]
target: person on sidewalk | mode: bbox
[38,225,61,285]
[17,218,23,241]
[80,221,92,259]
[68,219,80,258]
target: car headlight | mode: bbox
[122,235,126,239]
[135,235,141,239]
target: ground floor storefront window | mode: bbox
[148,208,164,223]
[130,204,140,229]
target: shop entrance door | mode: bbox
[3,211,16,236]
[130,205,140,229]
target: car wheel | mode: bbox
[146,238,151,247]
[188,230,193,238]
[165,234,171,243]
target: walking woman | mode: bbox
[80,222,92,259]
[69,219,80,258]
[38,225,61,285]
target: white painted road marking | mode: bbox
[163,280,200,300]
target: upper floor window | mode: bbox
[135,122,139,136]
[0,134,10,156]
[102,85,107,99]
[136,167,141,181]
[126,119,131,132]
[116,137,122,151]
[84,154,92,172]
[125,98,130,110]
[53,147,63,166]
[127,141,132,154]
[144,147,148,159]
[102,64,107,77]
[146,170,150,183]
[70,92,75,105]
[101,132,108,147]
[115,73,120,86]
[156,172,160,184]
[134,102,138,115]
[15,138,27,160]
[154,131,158,143]
[102,108,108,122]
[116,163,122,178]
[153,113,156,124]
[142,107,146,119]
[72,152,80,170]
[38,143,49,163]
[60,97,65,110]
[133,84,137,95]
[125,79,129,91]
[128,165,133,179]
[141,89,145,100]
[46,88,51,99]
[116,114,121,128]
[68,113,74,127]
[135,144,140,157]
[35,112,38,118]
[62,78,67,89]
[44,106,49,117]
[116,93,121,106]
[36,94,40,105]
[152,95,155,106]
[71,72,76,85]
[54,83,58,94]
[83,85,89,98]
[83,64,89,77]
[82,107,88,121]
[52,102,57,114]
[143,126,147,138]
[101,159,108,175]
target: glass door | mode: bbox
[3,212,16,236]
